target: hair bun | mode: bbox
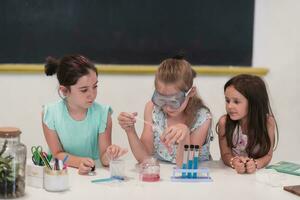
[45,56,59,76]
[172,51,185,60]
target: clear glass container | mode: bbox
[139,157,160,182]
[110,159,125,178]
[0,127,27,198]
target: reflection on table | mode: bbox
[24,160,300,200]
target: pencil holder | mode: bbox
[26,164,44,188]
[110,159,125,179]
[43,167,69,192]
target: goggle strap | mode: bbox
[185,87,193,97]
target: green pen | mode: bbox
[38,151,52,169]
[47,153,52,162]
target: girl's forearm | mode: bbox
[255,153,273,169]
[53,152,83,168]
[126,129,150,163]
[221,152,235,167]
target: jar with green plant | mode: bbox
[0,127,26,198]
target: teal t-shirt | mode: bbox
[43,100,112,160]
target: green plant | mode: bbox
[0,140,16,197]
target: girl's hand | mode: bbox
[160,124,190,146]
[245,158,256,174]
[78,157,95,175]
[232,157,246,174]
[106,144,128,161]
[118,112,137,131]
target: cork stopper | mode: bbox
[0,127,21,138]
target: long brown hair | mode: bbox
[154,56,209,127]
[224,74,278,158]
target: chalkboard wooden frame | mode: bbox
[0,64,268,76]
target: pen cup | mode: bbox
[43,167,69,192]
[109,159,125,178]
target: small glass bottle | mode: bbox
[0,127,27,198]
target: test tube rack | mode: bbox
[171,167,212,182]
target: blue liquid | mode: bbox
[193,157,198,178]
[182,163,187,177]
[188,160,193,178]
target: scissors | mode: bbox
[31,146,43,166]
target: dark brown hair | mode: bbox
[44,54,97,90]
[154,56,209,127]
[223,74,278,158]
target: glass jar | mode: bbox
[139,157,160,182]
[0,127,27,198]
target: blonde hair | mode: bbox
[154,58,208,127]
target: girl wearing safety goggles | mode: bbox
[118,56,212,166]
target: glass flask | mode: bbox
[0,127,27,198]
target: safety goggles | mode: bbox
[151,87,192,109]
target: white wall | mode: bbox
[252,0,300,161]
[0,0,299,161]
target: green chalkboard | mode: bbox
[0,0,254,65]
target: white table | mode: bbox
[22,160,300,200]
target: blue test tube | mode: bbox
[182,144,189,178]
[193,145,200,178]
[187,145,194,178]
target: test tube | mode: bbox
[188,144,194,178]
[182,144,189,178]
[193,145,200,178]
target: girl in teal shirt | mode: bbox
[42,54,126,175]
